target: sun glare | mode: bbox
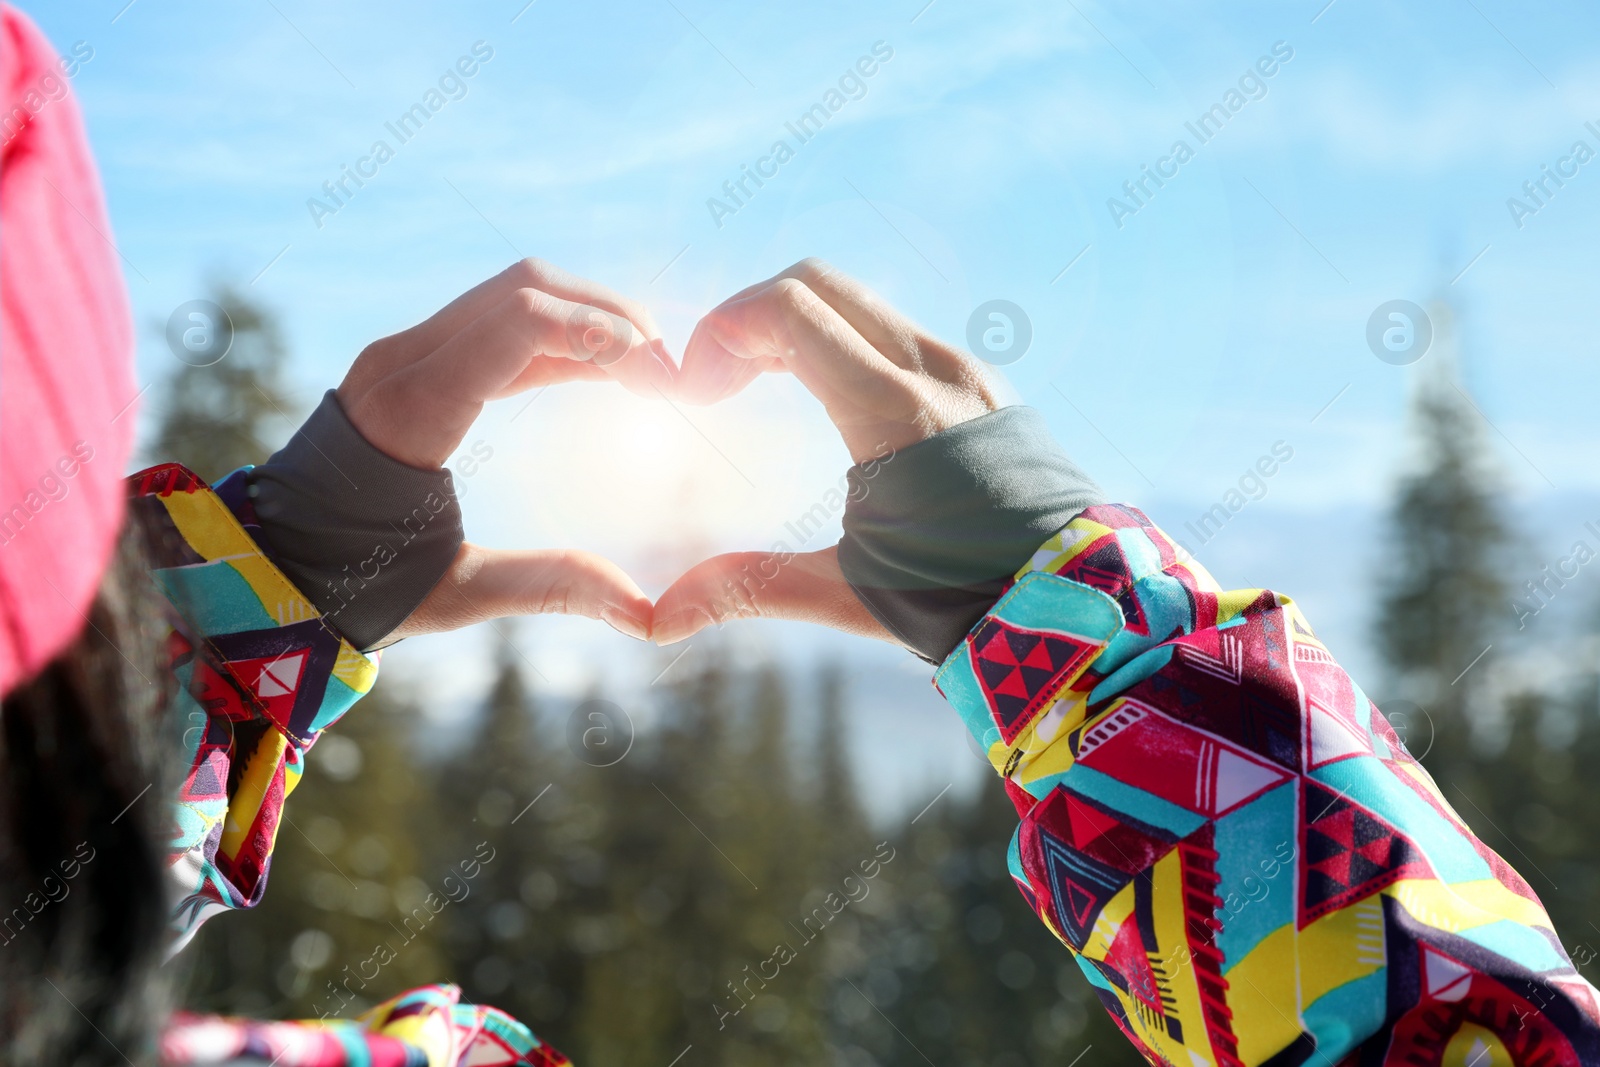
[470,378,847,590]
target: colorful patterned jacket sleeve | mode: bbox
[161,984,569,1067]
[130,465,570,1067]
[131,463,380,954]
[934,503,1600,1066]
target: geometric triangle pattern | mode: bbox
[1423,943,1475,1003]
[1052,782,1180,876]
[1020,782,1188,976]
[970,615,1100,744]
[137,462,574,1066]
[1296,631,1373,770]
[1381,899,1590,1067]
[208,622,341,747]
[256,650,304,697]
[1132,635,1303,771]
[184,750,228,801]
[1034,822,1138,951]
[130,476,374,903]
[1103,914,1167,1014]
[1053,536,1151,637]
[935,502,1600,1067]
[1300,780,1433,927]
[1306,694,1371,769]
[1075,700,1292,819]
[1213,747,1289,814]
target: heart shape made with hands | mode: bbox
[343,257,1001,651]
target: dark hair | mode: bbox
[0,520,176,1065]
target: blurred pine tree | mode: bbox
[1377,300,1510,726]
[1373,299,1598,987]
[145,281,298,482]
[427,638,609,1052]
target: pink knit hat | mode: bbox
[0,4,136,695]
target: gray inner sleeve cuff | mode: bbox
[247,390,463,651]
[837,406,1107,664]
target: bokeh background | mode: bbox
[23,0,1600,1063]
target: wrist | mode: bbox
[247,391,464,650]
[837,406,1107,662]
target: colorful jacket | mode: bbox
[936,503,1600,1065]
[135,457,1600,1066]
[131,464,568,1067]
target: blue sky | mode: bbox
[24,0,1600,815]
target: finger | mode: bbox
[417,258,668,355]
[678,278,837,406]
[776,258,980,383]
[651,545,895,647]
[350,287,655,467]
[558,302,676,399]
[520,259,666,342]
[479,260,677,398]
[685,279,930,460]
[711,258,917,367]
[385,543,654,643]
[678,259,992,408]
[346,258,674,394]
[496,353,612,395]
[673,316,782,404]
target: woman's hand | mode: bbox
[338,258,674,468]
[654,258,1001,646]
[340,259,671,643]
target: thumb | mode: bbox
[674,316,784,405]
[384,543,654,643]
[652,545,897,647]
